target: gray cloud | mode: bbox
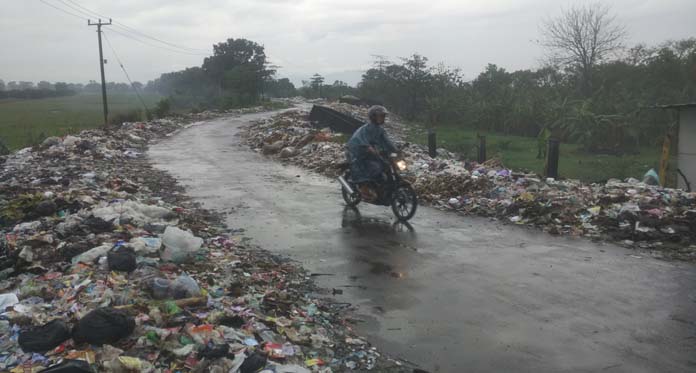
[1,0,694,86]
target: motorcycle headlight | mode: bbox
[396,160,407,171]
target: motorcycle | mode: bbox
[337,152,418,221]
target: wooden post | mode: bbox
[545,138,560,179]
[428,128,437,158]
[478,135,486,163]
[659,134,671,186]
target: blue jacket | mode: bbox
[346,122,397,182]
[347,122,397,161]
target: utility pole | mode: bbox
[88,19,112,125]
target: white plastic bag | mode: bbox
[160,226,203,263]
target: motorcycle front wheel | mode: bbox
[342,186,361,207]
[391,184,418,221]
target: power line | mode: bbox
[107,27,209,56]
[40,0,209,55]
[39,0,86,21]
[61,0,209,53]
[102,31,150,116]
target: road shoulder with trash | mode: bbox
[240,101,696,261]
[0,107,408,372]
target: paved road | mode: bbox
[149,112,696,373]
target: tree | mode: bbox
[540,2,626,96]
[0,79,4,91]
[37,81,53,90]
[202,38,272,102]
[310,73,324,97]
[265,78,297,98]
[18,81,34,90]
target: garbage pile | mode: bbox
[0,110,405,371]
[242,105,696,260]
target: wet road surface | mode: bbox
[149,112,696,373]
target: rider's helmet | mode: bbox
[367,105,389,122]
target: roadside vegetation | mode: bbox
[0,93,160,150]
[300,4,695,184]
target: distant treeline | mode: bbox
[0,88,75,100]
[0,79,146,100]
[350,38,696,154]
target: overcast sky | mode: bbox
[1,0,695,87]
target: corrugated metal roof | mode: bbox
[657,103,696,109]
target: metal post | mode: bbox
[89,19,112,125]
[478,135,486,163]
[427,128,437,158]
[545,138,560,179]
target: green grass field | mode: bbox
[408,124,666,183]
[0,93,161,150]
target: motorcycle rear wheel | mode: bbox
[391,184,418,221]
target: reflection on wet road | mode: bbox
[149,112,696,373]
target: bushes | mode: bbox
[153,98,171,118]
[0,138,9,155]
[109,110,145,125]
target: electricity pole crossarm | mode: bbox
[88,18,112,125]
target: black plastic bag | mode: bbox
[240,351,267,373]
[40,359,93,373]
[18,319,71,353]
[107,246,136,272]
[199,343,230,359]
[72,307,135,346]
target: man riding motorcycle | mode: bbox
[346,105,397,202]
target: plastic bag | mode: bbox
[147,273,200,300]
[240,351,267,373]
[71,244,111,265]
[72,307,135,346]
[40,359,93,373]
[107,246,136,272]
[160,226,203,263]
[18,319,71,353]
[169,273,201,299]
[0,293,19,311]
[129,236,161,255]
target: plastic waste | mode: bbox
[13,221,41,232]
[40,360,94,373]
[273,365,311,373]
[240,351,267,373]
[107,246,137,272]
[71,244,111,265]
[72,307,135,346]
[90,200,175,226]
[643,168,660,185]
[149,278,172,300]
[170,273,201,299]
[62,135,81,147]
[199,343,230,359]
[161,226,203,263]
[0,293,19,311]
[18,319,72,353]
[129,236,162,255]
[148,273,201,300]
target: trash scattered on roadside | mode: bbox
[241,102,696,260]
[0,103,407,371]
[18,319,71,353]
[72,307,135,346]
